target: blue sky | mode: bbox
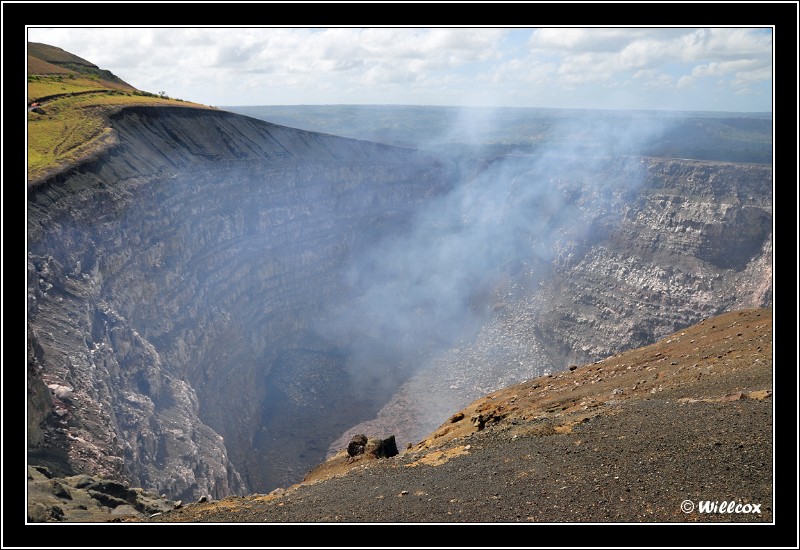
[27,27,773,112]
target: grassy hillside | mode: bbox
[27,42,211,183]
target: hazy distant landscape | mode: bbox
[224,105,773,164]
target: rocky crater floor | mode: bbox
[27,467,178,523]
[134,307,773,523]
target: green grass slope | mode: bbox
[27,42,212,184]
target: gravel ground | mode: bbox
[144,308,774,525]
[148,397,772,523]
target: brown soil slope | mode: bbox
[27,55,72,75]
[143,307,773,523]
[28,41,135,89]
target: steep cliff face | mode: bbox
[330,156,773,450]
[27,106,453,499]
[539,159,772,361]
[28,106,772,499]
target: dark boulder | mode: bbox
[347,434,398,459]
[47,480,72,500]
[85,480,137,503]
[32,465,54,479]
[88,490,128,509]
[28,503,64,522]
[347,434,368,457]
[365,435,398,459]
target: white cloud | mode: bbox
[556,52,617,85]
[632,69,673,90]
[529,28,677,53]
[633,69,657,80]
[691,59,765,78]
[732,66,772,87]
[643,73,673,90]
[678,28,772,61]
[676,75,694,90]
[26,26,773,111]
[617,38,674,70]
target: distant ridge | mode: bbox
[28,41,135,89]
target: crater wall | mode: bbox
[27,106,772,497]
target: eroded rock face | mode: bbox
[27,107,453,499]
[329,157,773,450]
[28,107,772,499]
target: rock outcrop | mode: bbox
[345,434,398,459]
[27,465,179,522]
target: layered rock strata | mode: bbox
[331,157,772,450]
[27,106,452,498]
